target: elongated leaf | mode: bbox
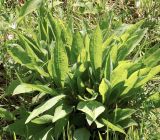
[48,59,55,78]
[118,28,147,60]
[52,104,73,123]
[142,44,160,67]
[122,66,160,96]
[135,65,160,88]
[99,78,111,103]
[5,79,21,95]
[8,44,48,77]
[89,25,103,80]
[118,118,138,129]
[47,13,61,39]
[101,118,126,134]
[123,20,144,35]
[98,131,103,140]
[38,17,48,41]
[77,101,105,125]
[84,34,90,61]
[111,61,133,87]
[41,128,53,140]
[18,34,41,63]
[110,45,118,65]
[73,128,90,140]
[54,117,68,139]
[25,95,65,123]
[121,67,151,96]
[4,118,46,138]
[32,115,53,124]
[3,119,28,137]
[54,38,69,86]
[17,32,41,53]
[34,65,49,77]
[104,55,113,80]
[62,25,73,47]
[71,31,84,63]
[13,83,57,96]
[8,44,32,65]
[18,0,43,21]
[102,35,114,50]
[31,126,53,140]
[113,108,136,123]
[47,41,56,78]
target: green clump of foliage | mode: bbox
[0,0,160,140]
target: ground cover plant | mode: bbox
[0,0,160,140]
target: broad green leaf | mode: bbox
[25,95,65,123]
[34,65,50,77]
[77,101,105,125]
[84,34,90,61]
[110,20,144,62]
[47,41,56,78]
[8,44,32,66]
[41,128,53,140]
[18,0,44,21]
[99,78,110,103]
[48,59,55,78]
[3,119,28,137]
[121,67,151,96]
[71,31,84,63]
[62,25,73,47]
[124,20,144,35]
[73,128,90,140]
[141,44,160,67]
[77,48,87,63]
[38,17,48,41]
[52,104,73,123]
[110,45,118,65]
[104,55,113,80]
[95,120,104,128]
[118,28,147,60]
[47,13,62,39]
[77,63,88,76]
[54,38,69,86]
[89,25,103,80]
[5,79,21,95]
[18,34,41,63]
[101,118,126,134]
[17,32,41,52]
[118,118,138,129]
[122,65,160,96]
[113,108,136,123]
[54,117,68,139]
[135,65,160,88]
[86,88,96,96]
[30,126,53,140]
[8,44,48,77]
[111,61,133,87]
[102,35,114,50]
[3,118,46,138]
[32,115,53,124]
[13,83,57,96]
[0,107,15,121]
